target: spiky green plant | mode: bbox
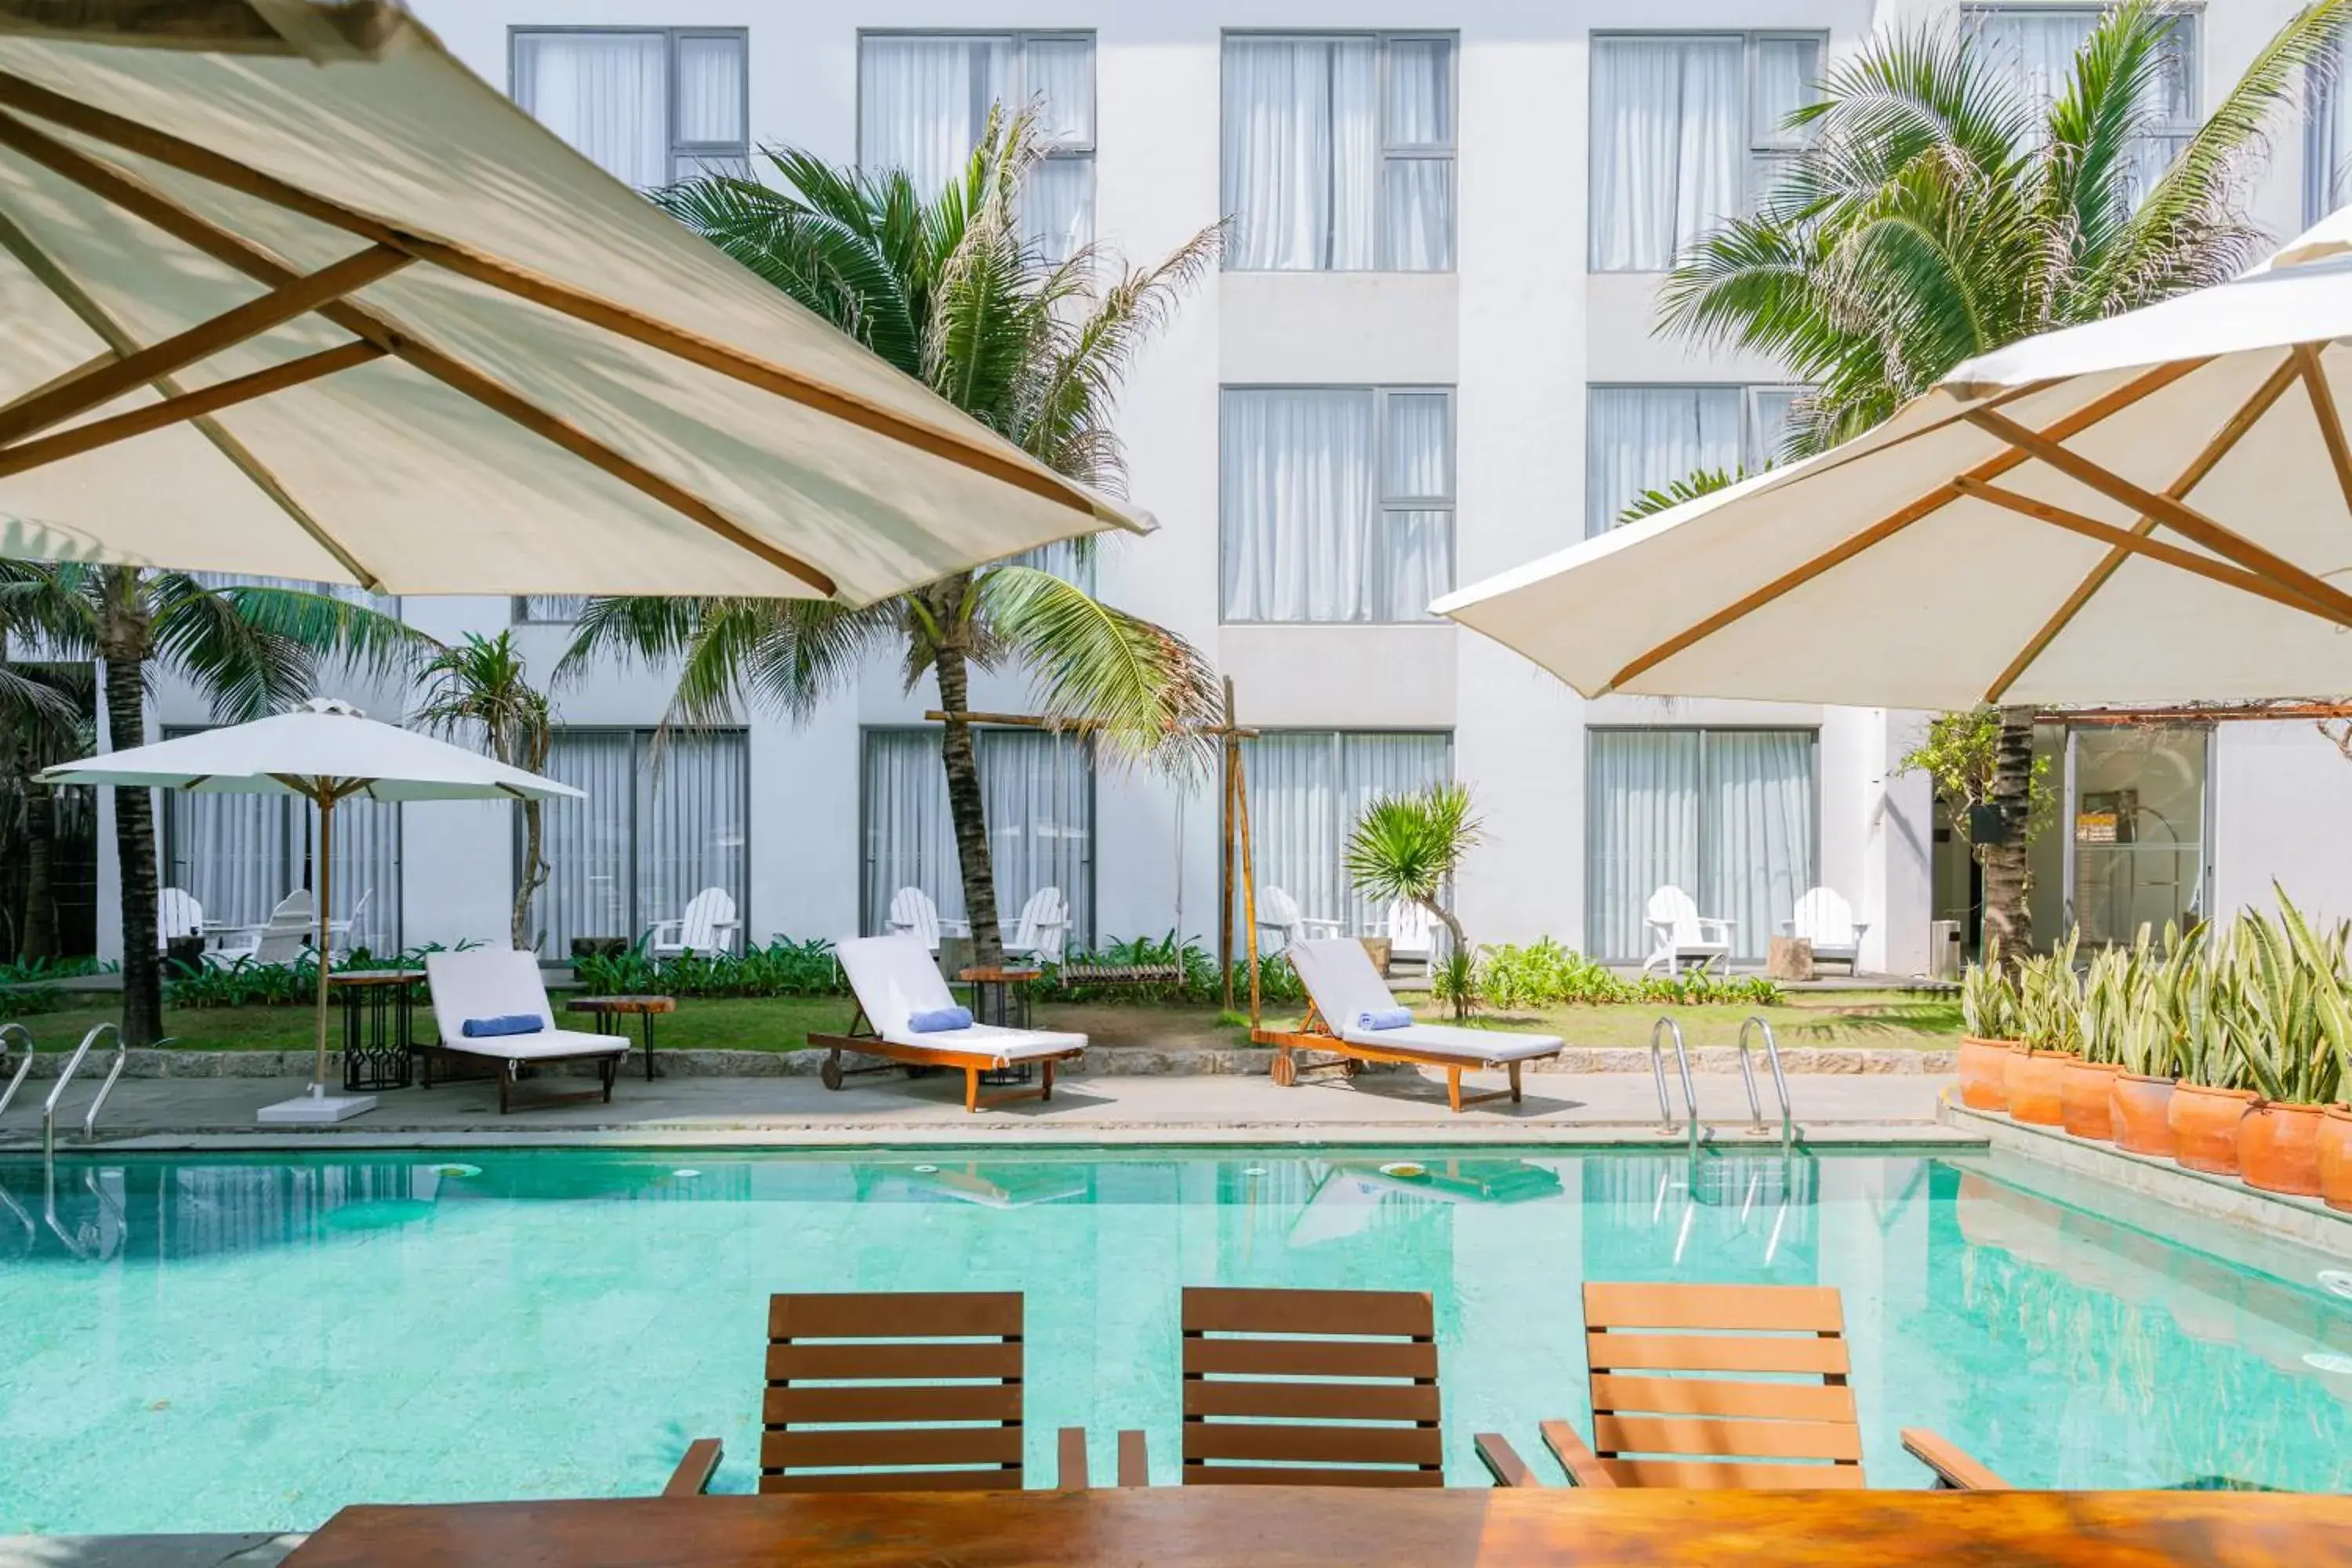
[1430,948,1482,1022]
[2227,892,2348,1106]
[2117,922,2199,1079]
[1343,782,1482,1015]
[2016,931,2082,1053]
[2177,930,2244,1091]
[2078,932,2147,1068]
[1960,936,2019,1040]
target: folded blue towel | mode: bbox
[1357,1007,1414,1032]
[907,1006,974,1033]
[462,1014,543,1039]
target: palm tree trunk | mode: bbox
[20,780,56,962]
[100,569,162,1046]
[934,644,1002,967]
[513,798,547,951]
[1980,709,2035,964]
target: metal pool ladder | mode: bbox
[0,1022,33,1120]
[1737,1015,1795,1154]
[1649,1016,1700,1160]
[42,1022,125,1160]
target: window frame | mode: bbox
[1583,381,1806,537]
[1587,30,1830,274]
[2310,51,2347,224]
[512,594,588,626]
[506,25,752,186]
[1220,29,1461,274]
[1218,381,1460,625]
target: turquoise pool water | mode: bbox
[3,1146,2348,1531]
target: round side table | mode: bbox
[568,994,677,1081]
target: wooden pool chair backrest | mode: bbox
[1181,1287,1444,1488]
[762,1290,1026,1494]
[1580,1281,1867,1490]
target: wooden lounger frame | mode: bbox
[1251,1003,1548,1114]
[417,1042,618,1115]
[1474,1282,2007,1492]
[808,1004,1083,1114]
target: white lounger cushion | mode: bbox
[837,935,1085,1065]
[425,949,627,1058]
[1290,939,1563,1065]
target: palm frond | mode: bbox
[149,577,430,722]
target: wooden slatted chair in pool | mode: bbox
[1115,1287,1446,1489]
[1473,1283,2007,1492]
[671,1290,1094,1495]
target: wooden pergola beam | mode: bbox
[0,67,1116,527]
[1602,360,2203,695]
[1984,353,2301,702]
[0,108,838,597]
[0,240,408,444]
[0,339,386,478]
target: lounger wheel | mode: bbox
[1270,1052,1297,1087]
[820,1056,844,1091]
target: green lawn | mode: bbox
[14,987,1959,1054]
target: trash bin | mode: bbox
[1929,920,1963,980]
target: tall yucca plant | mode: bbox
[1659,0,2350,960]
[412,633,554,953]
[567,112,1223,965]
[2232,891,2350,1106]
[1344,782,1482,1016]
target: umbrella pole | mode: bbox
[312,785,335,1094]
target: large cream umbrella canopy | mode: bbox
[38,698,581,1122]
[1436,216,2352,710]
[0,0,1144,601]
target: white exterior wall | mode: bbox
[118,0,2333,968]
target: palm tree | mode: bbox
[1344,783,1483,1018]
[0,563,426,1044]
[0,655,92,963]
[411,632,554,952]
[565,113,1223,966]
[1657,0,2348,956]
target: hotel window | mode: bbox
[1221,386,1454,623]
[1963,7,2197,202]
[2065,724,2211,948]
[514,595,589,625]
[1237,731,1453,938]
[532,728,749,956]
[187,572,397,617]
[859,32,1097,263]
[862,728,1094,944]
[1587,728,1818,964]
[510,28,750,189]
[162,728,401,954]
[1590,33,1824,271]
[2311,31,2352,223]
[1221,33,1456,270]
[1585,385,1801,536]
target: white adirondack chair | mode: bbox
[1783,887,1870,973]
[648,886,740,959]
[1004,886,1072,965]
[325,887,372,956]
[1642,885,1735,976]
[208,889,315,967]
[886,886,969,952]
[157,887,204,950]
[1377,898,1439,972]
[1256,886,1345,955]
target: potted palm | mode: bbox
[2231,899,2347,1198]
[1958,938,2020,1111]
[2168,928,2257,1176]
[2064,937,2143,1142]
[2005,935,2080,1125]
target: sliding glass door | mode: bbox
[532,728,749,956]
[862,728,1095,943]
[1237,731,1454,937]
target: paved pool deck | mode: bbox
[0,1069,1969,1150]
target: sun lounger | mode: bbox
[421,949,627,1114]
[809,935,1086,1112]
[1255,938,1563,1112]
[1474,1282,2008,1492]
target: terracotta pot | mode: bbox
[2060,1059,2123,1142]
[2238,1102,2327,1197]
[2005,1047,2074,1126]
[2167,1083,2258,1175]
[1958,1036,2017,1111]
[2109,1073,2177,1157]
[2318,1104,2352,1214]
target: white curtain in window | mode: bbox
[1972,10,2191,198]
[861,36,1007,197]
[637,731,749,941]
[1586,387,1741,535]
[166,786,400,955]
[862,730,1093,941]
[1747,386,1802,470]
[1379,390,1454,619]
[514,31,668,189]
[1338,733,1453,933]
[676,34,745,145]
[1239,732,1450,940]
[1702,731,1815,962]
[517,595,587,624]
[1586,731,1703,961]
[2315,37,2352,221]
[1383,38,1453,269]
[1223,38,1379,269]
[1591,38,1741,270]
[1751,37,1817,145]
[863,730,956,935]
[1222,388,1377,622]
[534,731,634,955]
[327,800,401,953]
[1026,37,1095,146]
[1022,157,1094,263]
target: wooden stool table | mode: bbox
[957,966,1042,1086]
[566,994,677,1081]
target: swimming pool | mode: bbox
[3,1145,2347,1532]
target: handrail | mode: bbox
[1648,1017,1700,1161]
[1738,1015,1795,1154]
[0,1022,33,1120]
[42,1022,123,1160]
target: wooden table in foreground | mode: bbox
[286,1487,2352,1567]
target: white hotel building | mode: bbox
[114,0,2352,972]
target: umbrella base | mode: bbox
[256,1087,379,1125]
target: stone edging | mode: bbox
[7,1044,1957,1080]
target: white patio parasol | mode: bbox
[0,1,1144,603]
[1435,210,2352,709]
[39,698,579,1123]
